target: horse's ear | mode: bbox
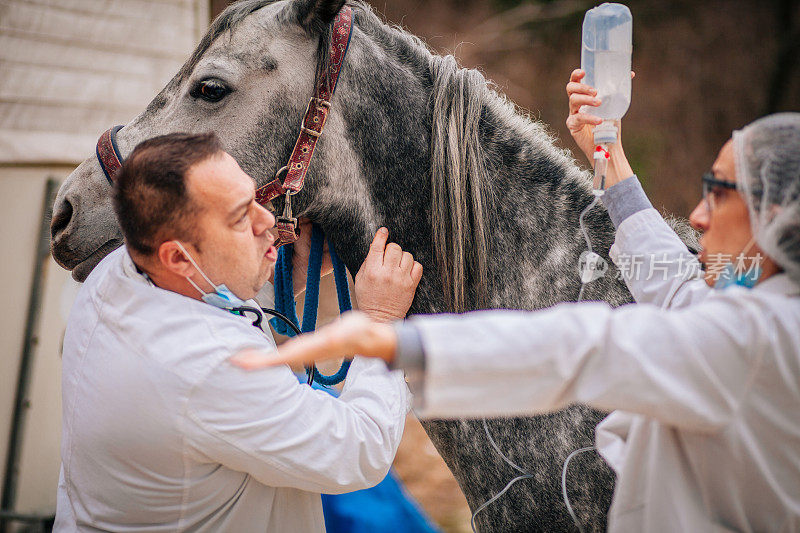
[294,0,346,34]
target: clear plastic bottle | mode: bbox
[581,3,632,146]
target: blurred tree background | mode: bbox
[368,0,799,216]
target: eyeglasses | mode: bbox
[702,172,737,211]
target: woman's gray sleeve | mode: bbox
[602,175,653,227]
[389,322,426,408]
[389,322,426,372]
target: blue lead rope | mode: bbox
[270,223,352,386]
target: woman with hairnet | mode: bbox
[232,73,800,531]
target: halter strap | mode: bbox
[96,125,125,184]
[255,5,354,247]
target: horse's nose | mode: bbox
[51,196,74,242]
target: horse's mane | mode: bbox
[355,2,496,310]
[353,2,584,311]
[428,58,492,311]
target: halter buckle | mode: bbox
[274,192,299,246]
[300,97,331,138]
[281,191,293,219]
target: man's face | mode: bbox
[185,152,277,300]
[689,139,755,287]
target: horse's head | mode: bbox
[51,0,387,280]
[52,0,487,315]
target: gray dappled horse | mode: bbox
[50,0,697,530]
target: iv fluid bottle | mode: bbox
[581,3,632,144]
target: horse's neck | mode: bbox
[471,103,613,309]
[325,28,625,312]
[318,42,438,286]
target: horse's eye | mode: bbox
[191,79,230,102]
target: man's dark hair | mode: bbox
[113,132,223,256]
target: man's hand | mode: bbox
[354,228,422,322]
[231,312,397,370]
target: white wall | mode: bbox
[0,0,207,515]
[0,167,73,515]
[0,0,208,164]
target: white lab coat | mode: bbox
[411,208,800,532]
[55,247,410,532]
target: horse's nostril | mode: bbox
[51,198,74,240]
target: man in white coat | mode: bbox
[55,132,422,531]
[238,90,800,529]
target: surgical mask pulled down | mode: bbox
[714,237,763,291]
[174,241,246,309]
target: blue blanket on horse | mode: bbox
[322,471,438,533]
[305,376,438,533]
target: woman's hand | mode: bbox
[566,69,635,187]
[353,227,423,322]
[231,312,397,370]
[566,69,604,163]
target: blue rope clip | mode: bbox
[271,223,352,386]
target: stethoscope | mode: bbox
[230,305,322,385]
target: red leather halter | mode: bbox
[96,5,354,248]
[96,125,124,184]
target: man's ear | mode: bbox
[158,241,194,278]
[294,0,346,34]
